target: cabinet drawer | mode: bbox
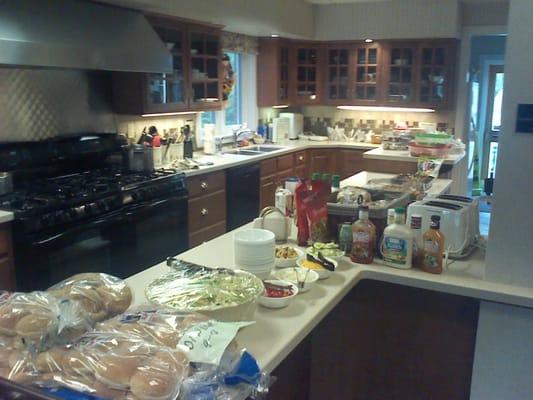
[260,158,276,177]
[189,221,227,248]
[277,154,294,171]
[277,168,294,184]
[295,151,307,166]
[188,190,226,232]
[187,171,226,198]
[260,175,276,210]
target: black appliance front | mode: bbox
[13,194,188,292]
[226,163,260,231]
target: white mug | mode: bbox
[253,207,291,242]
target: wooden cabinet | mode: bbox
[257,38,291,107]
[0,223,15,291]
[291,43,323,105]
[337,149,365,179]
[186,171,226,248]
[113,18,222,115]
[308,149,335,175]
[294,150,308,180]
[258,38,457,110]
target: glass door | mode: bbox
[146,26,187,112]
[280,46,290,102]
[419,46,449,106]
[326,48,350,103]
[189,30,221,108]
[386,45,415,104]
[294,46,320,104]
[354,46,379,102]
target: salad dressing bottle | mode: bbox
[350,206,376,264]
[381,208,414,269]
[421,215,445,274]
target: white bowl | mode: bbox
[296,256,338,280]
[235,229,275,265]
[258,280,298,309]
[272,268,319,293]
[234,229,276,245]
[275,247,305,268]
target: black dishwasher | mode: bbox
[226,163,260,230]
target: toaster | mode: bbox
[407,198,477,258]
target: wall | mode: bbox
[470,0,533,398]
[0,69,116,142]
[313,0,460,40]
[461,0,510,27]
[100,0,314,39]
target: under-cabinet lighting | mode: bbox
[141,111,203,117]
[365,39,374,43]
[309,94,317,100]
[271,33,280,38]
[337,105,435,113]
[272,104,290,109]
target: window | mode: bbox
[490,71,504,132]
[199,51,256,141]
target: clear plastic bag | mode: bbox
[0,291,92,352]
[47,273,133,324]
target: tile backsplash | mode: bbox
[115,113,199,143]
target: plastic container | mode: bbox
[409,142,451,158]
[381,208,414,269]
[414,133,452,146]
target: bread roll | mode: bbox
[64,350,94,376]
[35,347,67,373]
[0,367,10,379]
[14,313,57,349]
[92,380,129,399]
[0,304,27,337]
[94,354,139,390]
[0,346,14,368]
[129,369,178,400]
[95,285,132,315]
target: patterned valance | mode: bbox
[222,31,258,54]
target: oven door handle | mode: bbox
[31,195,187,246]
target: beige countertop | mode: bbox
[125,171,533,374]
[364,147,465,165]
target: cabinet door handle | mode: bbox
[201,208,209,216]
[200,181,208,190]
[298,155,304,161]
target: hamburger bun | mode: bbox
[92,379,129,399]
[94,354,139,390]
[63,350,94,376]
[129,369,178,400]
[14,313,57,349]
[0,305,27,336]
[35,347,67,373]
[95,285,132,315]
[0,367,10,379]
[0,346,14,368]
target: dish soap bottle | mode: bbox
[421,215,445,274]
[382,208,414,269]
[350,205,376,264]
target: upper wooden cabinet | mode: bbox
[291,43,323,105]
[257,38,291,107]
[113,17,222,115]
[258,38,457,110]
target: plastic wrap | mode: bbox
[47,273,133,323]
[145,261,264,315]
[0,291,92,353]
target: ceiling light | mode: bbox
[337,105,435,113]
[141,111,203,117]
[271,33,280,38]
[365,39,373,43]
[272,104,290,109]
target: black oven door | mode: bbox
[13,195,188,291]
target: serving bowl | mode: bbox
[258,280,298,309]
[275,246,305,268]
[297,256,338,280]
[272,268,319,293]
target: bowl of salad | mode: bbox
[258,280,298,309]
[306,242,345,261]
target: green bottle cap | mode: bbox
[395,207,405,214]
[332,174,341,187]
[311,173,321,180]
[322,173,331,182]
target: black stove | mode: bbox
[0,134,189,291]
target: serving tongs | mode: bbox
[166,257,236,276]
[306,252,335,271]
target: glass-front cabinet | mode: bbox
[292,44,321,104]
[326,48,350,103]
[385,44,416,104]
[418,42,455,108]
[146,25,187,112]
[354,46,379,103]
[189,28,221,109]
[280,46,290,102]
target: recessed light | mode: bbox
[365,39,373,43]
[141,111,203,117]
[271,33,280,38]
[272,104,289,109]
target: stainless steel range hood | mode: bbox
[0,0,172,73]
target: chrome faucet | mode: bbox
[232,124,253,148]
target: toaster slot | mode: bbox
[438,195,473,203]
[424,201,463,210]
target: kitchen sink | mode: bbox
[223,145,285,156]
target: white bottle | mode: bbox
[381,208,414,269]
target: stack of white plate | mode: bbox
[234,229,275,279]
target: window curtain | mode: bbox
[221,31,258,55]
